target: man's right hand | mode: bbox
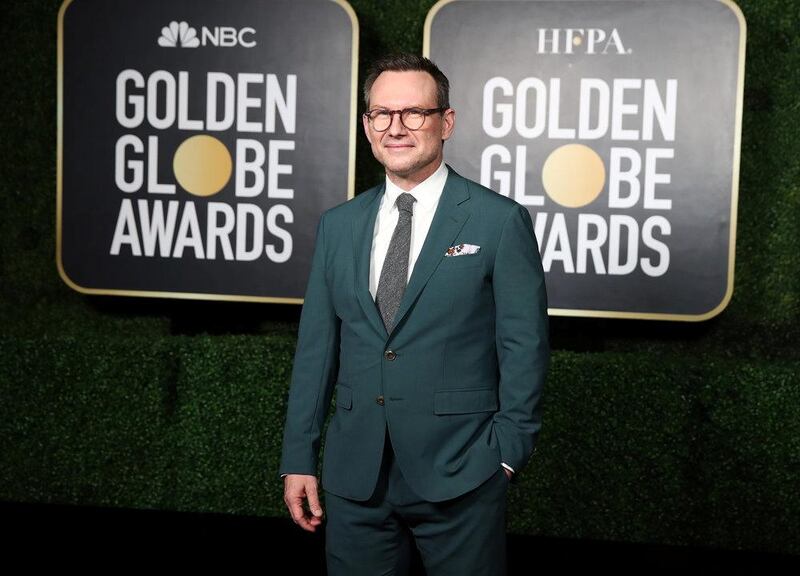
[283,474,324,532]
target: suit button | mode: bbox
[376,395,385,406]
[384,350,396,360]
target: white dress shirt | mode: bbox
[368,161,515,476]
[369,161,449,300]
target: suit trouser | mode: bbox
[323,429,509,576]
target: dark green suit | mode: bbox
[280,166,549,505]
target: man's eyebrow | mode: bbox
[369,106,427,110]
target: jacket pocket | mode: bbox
[434,387,497,414]
[439,252,484,270]
[335,384,352,410]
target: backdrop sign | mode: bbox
[57,0,358,302]
[425,0,745,320]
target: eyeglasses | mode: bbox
[364,107,446,132]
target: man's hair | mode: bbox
[363,53,450,110]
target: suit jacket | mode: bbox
[279,166,549,502]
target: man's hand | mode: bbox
[503,468,513,480]
[284,474,324,532]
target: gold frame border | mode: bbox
[56,0,359,305]
[424,0,747,322]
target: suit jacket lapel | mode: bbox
[353,183,388,338]
[353,166,472,341]
[353,182,388,337]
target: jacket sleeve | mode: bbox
[491,203,550,474]
[278,212,341,477]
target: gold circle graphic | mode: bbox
[541,144,606,208]
[173,135,232,197]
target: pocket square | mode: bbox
[445,243,481,256]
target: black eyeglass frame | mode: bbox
[363,107,447,132]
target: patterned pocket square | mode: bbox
[445,243,481,256]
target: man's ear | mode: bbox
[441,108,456,142]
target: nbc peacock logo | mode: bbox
[157,21,200,48]
[156,20,257,48]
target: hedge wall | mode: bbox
[1,0,797,556]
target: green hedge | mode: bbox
[1,0,798,556]
[0,335,295,512]
[2,337,797,554]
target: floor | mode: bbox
[2,500,795,573]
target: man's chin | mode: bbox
[381,150,414,165]
[382,161,417,178]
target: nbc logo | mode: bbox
[157,20,257,48]
[158,21,199,48]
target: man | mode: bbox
[280,53,549,575]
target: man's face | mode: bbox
[363,71,455,188]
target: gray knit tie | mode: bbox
[376,192,417,333]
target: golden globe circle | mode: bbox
[172,135,232,197]
[541,143,605,208]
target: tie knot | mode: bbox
[396,192,416,215]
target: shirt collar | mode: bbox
[383,161,448,213]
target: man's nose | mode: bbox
[387,112,407,136]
